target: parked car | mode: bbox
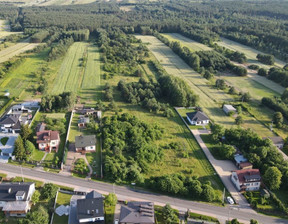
[115,219,119,224]
[227,196,234,204]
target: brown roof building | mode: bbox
[231,169,261,191]
[36,130,60,152]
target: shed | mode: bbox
[223,104,237,115]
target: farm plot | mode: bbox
[161,33,212,52]
[136,35,274,137]
[0,48,49,98]
[51,42,88,95]
[216,37,286,69]
[0,38,40,64]
[0,20,22,41]
[80,45,101,106]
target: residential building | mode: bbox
[0,114,21,133]
[263,136,285,149]
[231,169,261,191]
[75,135,96,154]
[234,154,248,167]
[119,201,155,224]
[186,111,209,126]
[0,182,35,217]
[223,104,237,115]
[78,116,90,128]
[238,162,253,170]
[35,122,46,133]
[36,130,60,152]
[76,190,104,223]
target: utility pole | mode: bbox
[20,165,24,182]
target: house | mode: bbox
[223,104,237,115]
[76,190,104,223]
[263,136,284,149]
[35,122,46,133]
[0,134,18,163]
[36,130,60,152]
[0,114,21,133]
[8,105,32,114]
[78,116,90,128]
[120,201,155,224]
[78,108,102,119]
[0,182,35,217]
[186,111,209,126]
[231,169,261,191]
[75,135,96,154]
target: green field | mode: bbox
[216,37,286,69]
[52,192,72,224]
[51,42,88,94]
[161,33,212,52]
[136,35,273,137]
[80,45,101,106]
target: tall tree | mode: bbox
[263,166,282,190]
[13,136,26,161]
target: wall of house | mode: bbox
[85,145,96,151]
[79,216,104,223]
[187,117,209,126]
[231,172,241,191]
[243,182,260,191]
[27,184,35,201]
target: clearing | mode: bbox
[161,33,212,52]
[216,37,286,69]
[136,35,273,137]
[51,42,89,95]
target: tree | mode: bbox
[162,204,178,224]
[41,183,58,200]
[263,166,282,190]
[250,219,259,224]
[228,87,237,95]
[215,79,226,90]
[74,158,88,174]
[105,193,117,206]
[281,88,288,103]
[235,115,243,125]
[230,219,240,224]
[201,184,215,202]
[13,136,26,161]
[219,144,236,159]
[31,190,40,205]
[25,140,35,156]
[258,68,267,76]
[273,112,283,128]
[203,70,213,80]
[211,124,224,141]
[241,92,251,102]
[19,205,49,224]
[20,124,32,141]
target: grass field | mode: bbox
[51,42,88,95]
[0,48,49,99]
[52,192,72,224]
[0,38,40,64]
[161,33,212,52]
[136,35,274,137]
[216,37,286,69]
[80,45,101,106]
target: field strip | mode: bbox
[161,33,212,51]
[136,35,274,137]
[0,39,40,63]
[51,42,89,95]
[216,37,286,69]
[168,33,285,96]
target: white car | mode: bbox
[115,219,119,224]
[227,196,234,204]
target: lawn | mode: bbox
[161,33,212,52]
[53,192,72,224]
[51,42,89,95]
[86,139,101,178]
[11,176,43,188]
[30,149,45,162]
[80,44,101,106]
[0,137,8,145]
[136,35,274,137]
[200,134,222,160]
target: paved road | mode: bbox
[191,129,250,209]
[0,163,287,224]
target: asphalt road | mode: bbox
[1,163,288,224]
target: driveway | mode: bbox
[0,133,18,163]
[191,129,252,211]
[68,195,85,224]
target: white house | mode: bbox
[36,130,60,152]
[223,104,237,115]
[0,182,35,217]
[186,111,209,126]
[0,114,22,133]
[231,169,261,191]
[75,135,96,154]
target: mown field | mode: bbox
[216,37,286,69]
[51,42,89,95]
[137,35,274,137]
[0,38,40,64]
[161,33,212,52]
[0,0,97,6]
[80,45,101,106]
[102,58,225,200]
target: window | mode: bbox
[90,146,93,149]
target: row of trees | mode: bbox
[48,36,74,61]
[256,53,275,65]
[40,92,75,112]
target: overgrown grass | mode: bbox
[104,204,115,224]
[11,176,44,188]
[86,140,101,178]
[200,134,223,160]
[0,137,9,145]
